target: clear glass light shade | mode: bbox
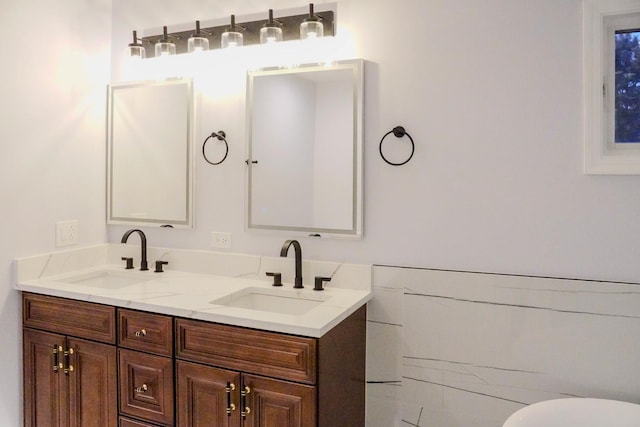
[188,36,209,53]
[221,31,243,48]
[260,26,283,44]
[155,41,176,57]
[300,21,324,39]
[127,45,146,59]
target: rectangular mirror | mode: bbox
[107,79,194,228]
[246,59,364,238]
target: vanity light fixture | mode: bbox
[187,21,210,53]
[260,9,283,44]
[127,31,146,59]
[221,15,244,48]
[154,26,177,57]
[130,4,334,58]
[300,3,324,39]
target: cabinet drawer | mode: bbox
[118,349,174,426]
[176,319,317,385]
[23,292,116,344]
[118,309,173,357]
[119,417,159,427]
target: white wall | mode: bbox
[108,0,640,284]
[0,0,111,424]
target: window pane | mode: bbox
[615,30,640,143]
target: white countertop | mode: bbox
[16,264,371,338]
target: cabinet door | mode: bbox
[176,360,241,427]
[23,328,68,427]
[119,349,174,426]
[67,337,117,427]
[242,374,316,427]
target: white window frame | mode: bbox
[584,0,640,174]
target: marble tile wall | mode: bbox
[365,265,640,427]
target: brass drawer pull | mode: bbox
[241,385,251,418]
[64,347,74,375]
[134,329,147,337]
[135,384,148,393]
[226,382,236,416]
[52,345,59,373]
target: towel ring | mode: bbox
[379,126,415,166]
[202,131,228,165]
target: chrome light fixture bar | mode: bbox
[135,4,334,58]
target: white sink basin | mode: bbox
[64,270,152,289]
[503,398,640,427]
[211,287,329,316]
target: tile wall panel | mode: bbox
[366,266,640,427]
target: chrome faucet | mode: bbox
[121,229,148,271]
[280,239,303,288]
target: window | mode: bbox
[612,28,640,143]
[584,0,640,174]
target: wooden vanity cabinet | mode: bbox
[175,305,366,427]
[23,293,366,427]
[118,309,174,426]
[22,293,118,427]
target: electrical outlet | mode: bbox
[211,232,232,249]
[56,220,78,247]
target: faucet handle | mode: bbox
[266,272,282,287]
[314,277,331,291]
[121,257,134,270]
[154,261,168,273]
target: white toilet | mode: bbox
[503,398,640,427]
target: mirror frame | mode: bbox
[246,59,364,239]
[106,79,195,228]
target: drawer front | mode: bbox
[119,417,159,427]
[23,292,116,344]
[118,309,173,356]
[118,349,174,426]
[176,319,317,385]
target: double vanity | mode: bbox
[29,48,368,426]
[16,241,371,426]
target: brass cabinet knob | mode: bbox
[135,384,148,393]
[134,329,147,337]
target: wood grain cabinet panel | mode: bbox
[23,292,116,344]
[118,349,174,426]
[67,337,117,427]
[23,328,68,427]
[119,416,161,426]
[176,360,241,427]
[243,374,316,427]
[176,319,317,385]
[23,331,118,427]
[118,309,173,357]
